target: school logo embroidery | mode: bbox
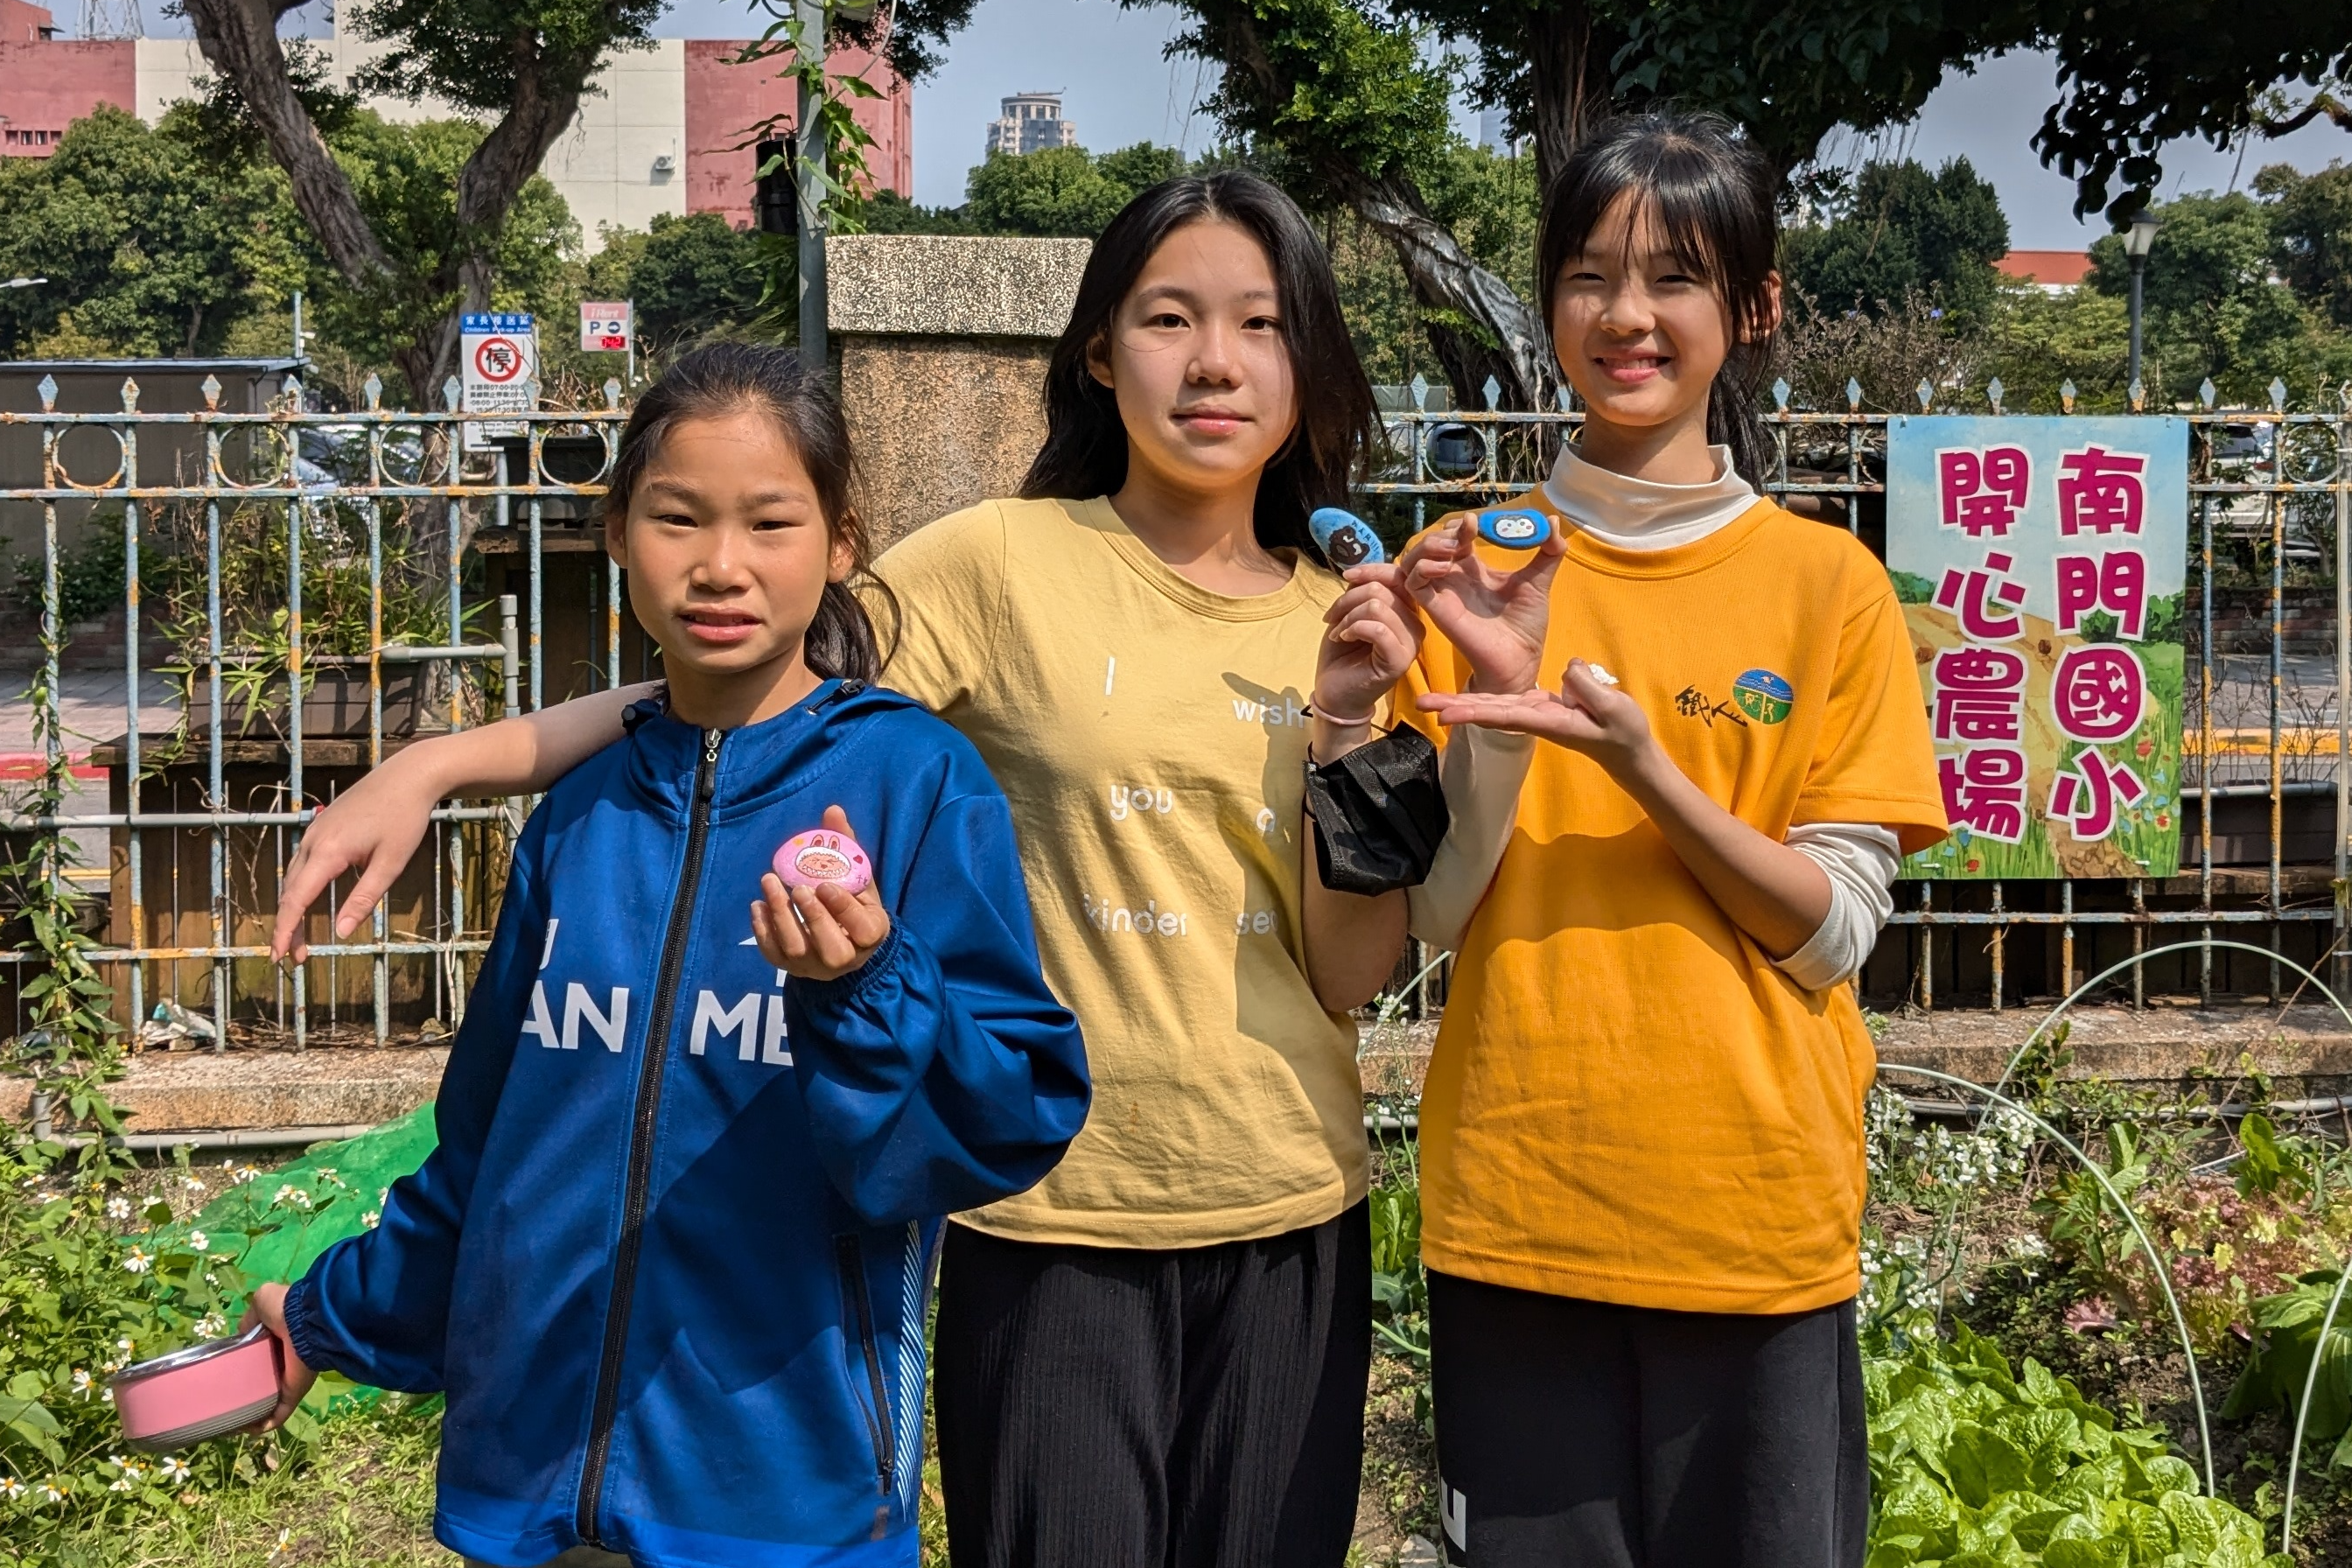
[1731,668,1795,724]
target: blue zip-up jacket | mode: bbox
[282,680,1090,1568]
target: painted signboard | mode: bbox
[1887,415,2191,878]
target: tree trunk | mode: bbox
[181,0,393,292]
[1522,1,1610,194]
[1342,172,1557,411]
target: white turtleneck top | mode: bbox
[1406,444,1900,991]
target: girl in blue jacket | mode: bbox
[242,342,1092,1568]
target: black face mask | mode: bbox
[1304,727,1448,895]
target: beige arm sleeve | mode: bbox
[1406,726,1536,951]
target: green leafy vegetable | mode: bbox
[1866,1327,2287,1566]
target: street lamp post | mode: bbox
[2124,211,2160,395]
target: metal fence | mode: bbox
[1373,374,2352,1012]
[0,371,633,1049]
[0,367,2348,1054]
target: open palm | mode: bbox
[1397,514,1564,693]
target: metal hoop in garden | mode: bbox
[1992,939,2352,1102]
[1875,1061,2218,1495]
[2284,1263,2352,1550]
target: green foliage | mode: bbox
[886,144,1215,241]
[2224,1271,2352,1466]
[2034,6,2351,223]
[345,0,662,120]
[1982,284,2137,414]
[0,107,307,360]
[963,147,1146,238]
[581,213,766,360]
[2254,161,2352,333]
[2088,188,2352,408]
[312,112,580,400]
[1783,158,2012,326]
[1172,0,1458,208]
[0,578,341,1560]
[1868,1327,2289,1567]
[7,523,129,631]
[1614,0,2044,180]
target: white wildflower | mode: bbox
[186,1230,207,1253]
[39,1480,64,1503]
[122,1246,150,1274]
[0,1476,21,1500]
[361,1210,380,1229]
[104,1197,130,1221]
[69,1369,90,1396]
[193,1313,225,1338]
[158,1456,190,1484]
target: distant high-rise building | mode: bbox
[986,91,1077,157]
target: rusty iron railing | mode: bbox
[0,369,633,1047]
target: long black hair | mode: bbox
[1020,172,1377,561]
[604,341,895,682]
[1536,112,1781,486]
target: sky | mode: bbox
[654,0,2347,245]
[198,0,2352,249]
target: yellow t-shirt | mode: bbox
[875,496,1368,1248]
[1402,494,1946,1313]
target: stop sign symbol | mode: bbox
[474,337,524,383]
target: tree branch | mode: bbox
[2257,92,2352,137]
[180,0,391,290]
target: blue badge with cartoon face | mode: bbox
[1308,507,1385,567]
[1475,508,1549,550]
[1732,668,1794,724]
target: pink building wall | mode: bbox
[684,39,912,228]
[0,4,133,158]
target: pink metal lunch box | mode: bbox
[108,1324,282,1452]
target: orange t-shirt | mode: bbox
[1401,494,1947,1313]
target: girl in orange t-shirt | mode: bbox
[1393,112,1946,1567]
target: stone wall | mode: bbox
[828,234,1091,549]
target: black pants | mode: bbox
[932,1200,1371,1568]
[1426,1271,1866,1568]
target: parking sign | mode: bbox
[580,302,633,353]
[460,312,537,451]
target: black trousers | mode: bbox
[1426,1271,1866,1568]
[932,1200,1371,1568]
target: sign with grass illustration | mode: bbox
[1887,415,2190,879]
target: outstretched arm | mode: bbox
[270,685,650,962]
[1420,663,1832,960]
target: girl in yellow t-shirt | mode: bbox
[1395,113,1946,1567]
[260,173,1425,1568]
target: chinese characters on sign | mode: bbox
[459,312,538,452]
[1886,416,2189,878]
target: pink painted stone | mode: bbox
[110,1325,283,1452]
[773,829,872,895]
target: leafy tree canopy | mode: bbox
[2258,160,2352,331]
[581,212,767,356]
[2087,186,2352,403]
[1782,158,2011,325]
[0,106,304,359]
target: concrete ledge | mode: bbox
[828,234,1090,339]
[1874,1004,2352,1091]
[1359,1005,2352,1107]
[0,1048,445,1136]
